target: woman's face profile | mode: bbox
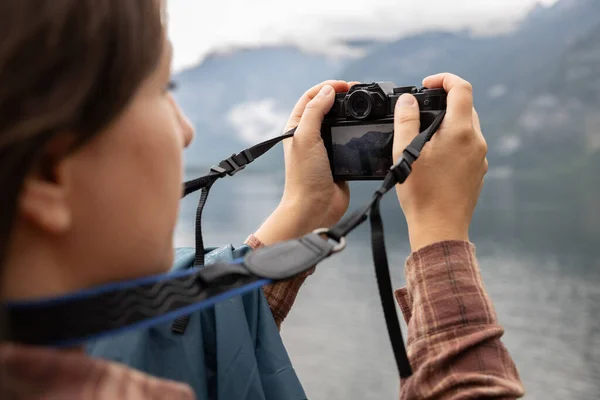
[6,37,195,299]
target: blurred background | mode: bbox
[168,0,600,398]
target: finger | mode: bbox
[478,176,485,197]
[294,84,336,145]
[285,80,350,131]
[392,93,421,162]
[472,107,487,156]
[348,81,361,88]
[472,107,484,140]
[337,180,350,197]
[472,107,481,132]
[422,73,473,121]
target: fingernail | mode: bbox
[397,94,415,107]
[318,85,333,97]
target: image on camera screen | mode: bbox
[331,123,394,177]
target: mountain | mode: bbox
[172,46,357,170]
[508,21,600,170]
[174,0,600,200]
[338,0,600,161]
[507,19,600,233]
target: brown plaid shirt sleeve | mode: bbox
[394,240,525,399]
[245,234,315,330]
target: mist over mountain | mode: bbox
[174,0,599,228]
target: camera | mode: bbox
[320,82,447,180]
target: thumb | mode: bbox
[393,94,421,162]
[294,84,335,147]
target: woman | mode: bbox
[0,0,524,399]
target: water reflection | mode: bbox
[175,172,600,400]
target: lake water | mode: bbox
[175,171,600,400]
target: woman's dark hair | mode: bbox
[0,0,165,341]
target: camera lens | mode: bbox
[347,90,372,119]
[354,97,368,113]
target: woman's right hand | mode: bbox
[392,73,488,251]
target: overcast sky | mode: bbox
[166,0,559,72]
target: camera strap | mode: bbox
[4,110,445,380]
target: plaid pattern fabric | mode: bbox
[245,234,315,330]
[394,240,524,399]
[0,342,194,400]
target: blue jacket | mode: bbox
[86,245,306,400]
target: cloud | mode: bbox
[166,0,559,72]
[488,84,508,98]
[227,99,290,144]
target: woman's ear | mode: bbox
[18,135,75,235]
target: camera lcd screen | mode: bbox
[330,123,394,178]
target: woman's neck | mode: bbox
[2,238,77,302]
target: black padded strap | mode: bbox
[5,232,337,347]
[244,232,339,279]
[7,264,260,346]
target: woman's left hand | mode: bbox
[253,80,357,245]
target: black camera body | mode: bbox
[321,82,447,180]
